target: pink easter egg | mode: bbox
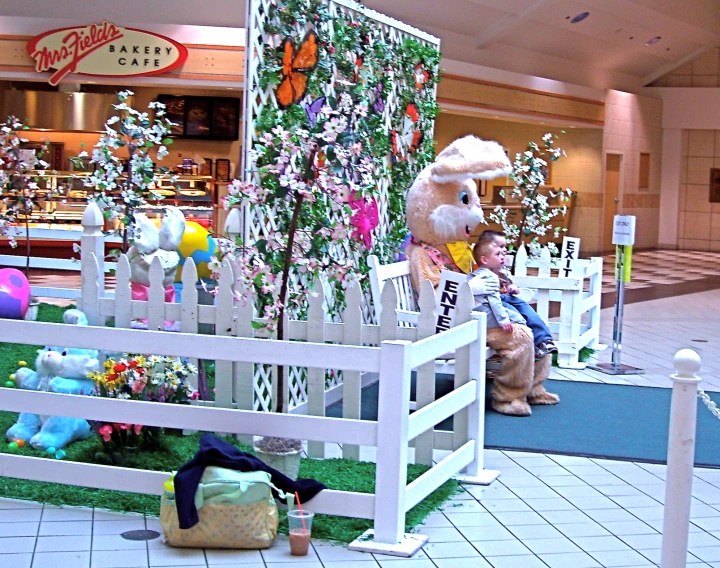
[0,268,31,319]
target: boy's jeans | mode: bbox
[501,293,553,347]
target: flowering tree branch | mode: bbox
[73,90,177,252]
[0,117,54,276]
[489,132,574,261]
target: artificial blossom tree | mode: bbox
[73,90,177,252]
[222,101,375,413]
[0,116,55,276]
[488,132,574,260]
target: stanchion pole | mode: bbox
[590,216,643,375]
[611,244,627,368]
[661,349,702,568]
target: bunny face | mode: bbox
[406,136,511,248]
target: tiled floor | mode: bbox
[3,250,720,567]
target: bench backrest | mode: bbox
[368,255,418,323]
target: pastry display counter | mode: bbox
[9,172,216,229]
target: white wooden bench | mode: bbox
[368,246,604,369]
[367,255,498,374]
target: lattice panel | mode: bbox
[243,0,441,410]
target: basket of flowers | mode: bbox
[90,354,199,464]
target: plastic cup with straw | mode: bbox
[287,491,314,556]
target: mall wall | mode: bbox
[434,113,605,254]
[679,129,720,251]
[651,47,720,88]
[602,90,663,251]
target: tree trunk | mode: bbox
[274,192,305,413]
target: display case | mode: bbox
[10,172,216,230]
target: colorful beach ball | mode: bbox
[176,221,217,281]
[0,268,31,319]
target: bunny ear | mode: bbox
[431,136,511,184]
[158,207,186,252]
[131,213,160,254]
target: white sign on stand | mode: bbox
[590,214,642,375]
[612,215,636,246]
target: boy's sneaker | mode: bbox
[539,340,558,354]
[535,345,548,359]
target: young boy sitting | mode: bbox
[467,238,536,416]
[477,230,558,359]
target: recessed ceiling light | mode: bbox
[645,36,662,46]
[570,12,590,24]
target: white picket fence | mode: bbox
[0,223,119,300]
[512,245,604,368]
[368,244,604,370]
[0,245,498,554]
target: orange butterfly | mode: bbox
[414,63,432,91]
[391,103,424,162]
[276,31,319,109]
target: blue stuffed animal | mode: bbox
[6,309,100,450]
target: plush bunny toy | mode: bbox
[128,206,186,291]
[6,309,100,450]
[127,207,186,329]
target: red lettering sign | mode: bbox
[27,22,188,86]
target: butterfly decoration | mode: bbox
[353,53,364,84]
[313,151,326,179]
[413,63,432,91]
[303,96,326,128]
[391,103,424,162]
[348,193,379,250]
[276,31,319,109]
[373,82,385,114]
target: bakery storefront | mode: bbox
[0,19,244,257]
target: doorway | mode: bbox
[603,153,622,252]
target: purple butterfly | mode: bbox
[373,83,384,114]
[304,96,326,128]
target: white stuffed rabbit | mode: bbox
[128,207,186,288]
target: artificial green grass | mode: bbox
[0,413,457,543]
[0,303,458,544]
[552,345,595,366]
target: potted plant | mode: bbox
[221,96,378,478]
[488,132,574,265]
[0,116,58,320]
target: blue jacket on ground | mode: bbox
[173,434,326,529]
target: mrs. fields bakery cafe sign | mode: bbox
[28,21,188,86]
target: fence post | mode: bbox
[80,202,105,325]
[349,339,427,557]
[661,349,702,568]
[455,309,500,486]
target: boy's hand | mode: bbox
[468,277,499,296]
[507,284,520,295]
[502,322,513,333]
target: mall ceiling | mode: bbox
[1,0,719,91]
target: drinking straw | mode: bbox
[294,491,308,532]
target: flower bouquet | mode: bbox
[90,355,199,464]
